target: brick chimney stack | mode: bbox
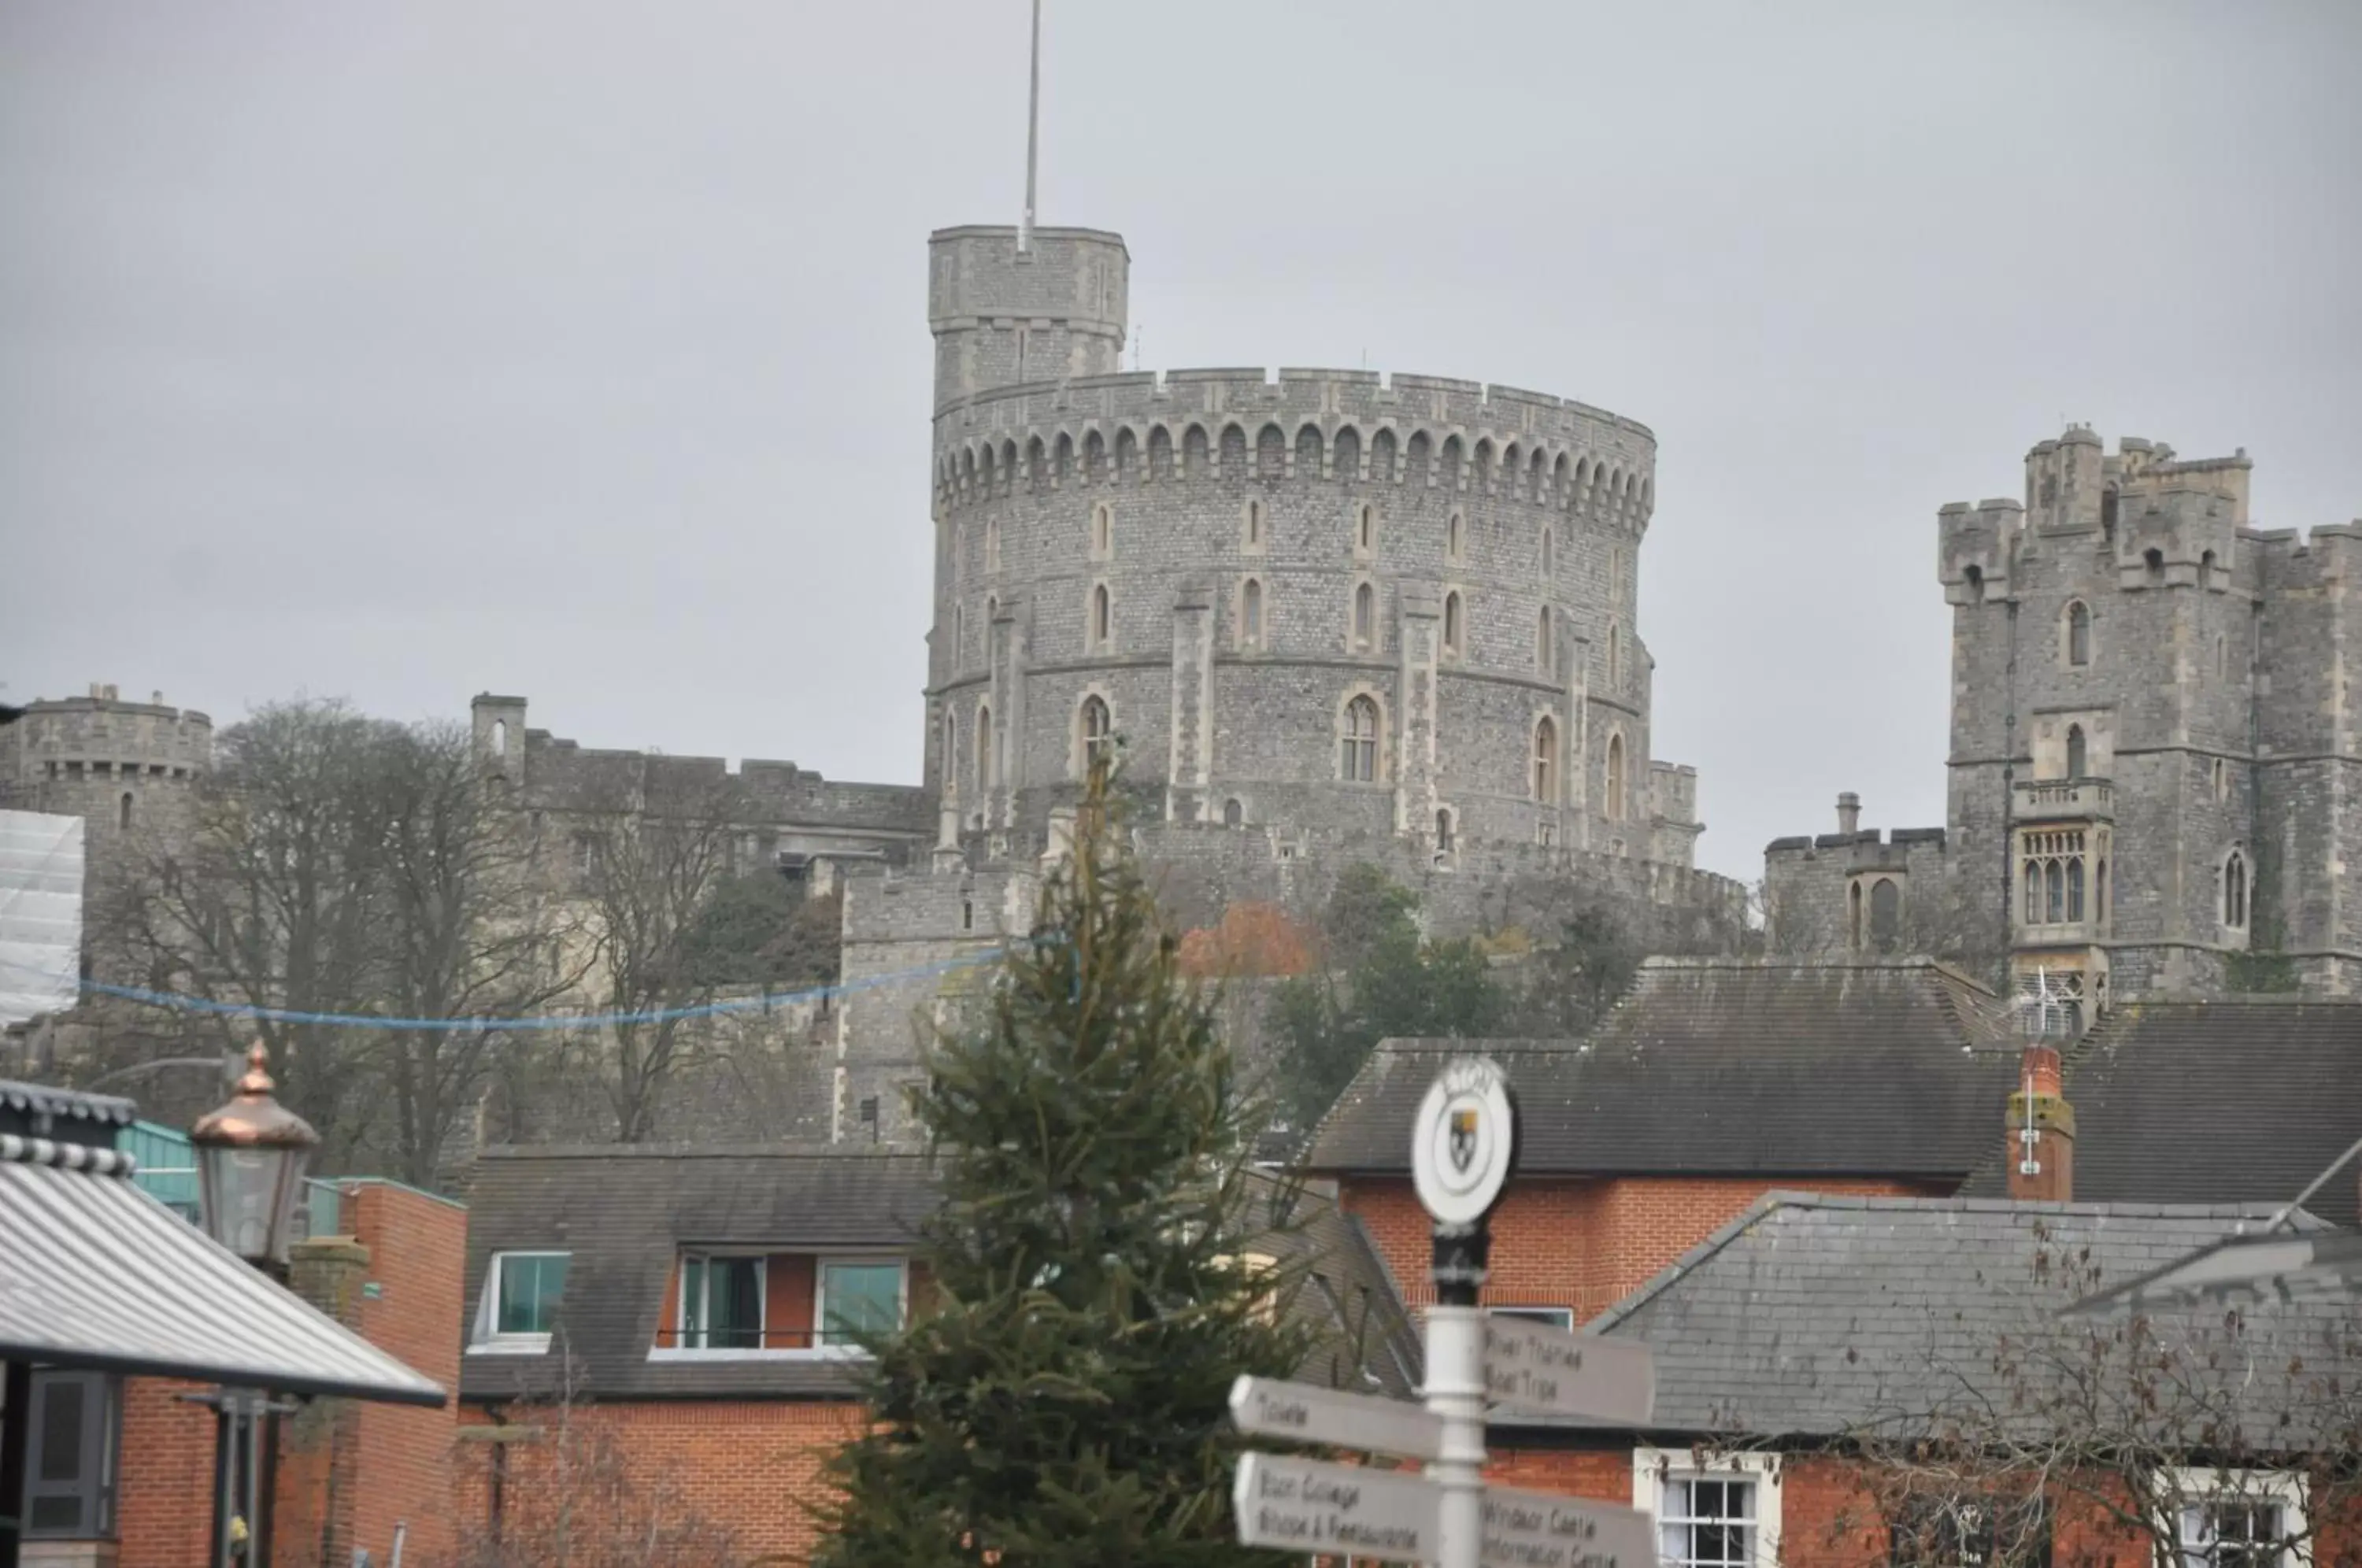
[1836,792,1861,836]
[2005,1043,2075,1203]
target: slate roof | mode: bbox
[459,1145,1420,1404]
[1301,956,2022,1177]
[0,1079,138,1146]
[1569,1193,2356,1445]
[1960,998,2362,1227]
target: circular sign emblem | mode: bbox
[1410,1058,1516,1226]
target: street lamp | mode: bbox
[187,1042,318,1567]
[190,1042,318,1270]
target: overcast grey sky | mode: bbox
[3,2,2356,882]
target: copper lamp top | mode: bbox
[190,1041,320,1149]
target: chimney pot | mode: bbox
[2005,1041,2075,1204]
[1836,792,1861,836]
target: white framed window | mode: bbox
[1634,1447,1783,1568]
[817,1258,908,1348]
[472,1250,570,1352]
[679,1252,765,1350]
[2164,1467,2306,1567]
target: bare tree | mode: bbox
[1837,1226,2362,1567]
[370,722,589,1186]
[570,767,748,1142]
[446,1355,738,1568]
[98,699,399,1155]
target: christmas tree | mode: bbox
[815,771,1325,1566]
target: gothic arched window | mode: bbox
[1447,511,1464,563]
[1240,578,1264,648]
[1533,716,1558,804]
[1357,502,1377,554]
[2066,723,2087,779]
[1436,808,1454,852]
[2066,600,2091,666]
[1341,695,1380,782]
[1353,582,1376,649]
[976,704,994,792]
[1443,591,1463,656]
[1536,607,1553,675]
[1223,798,1243,827]
[1079,695,1113,772]
[1869,878,1901,950]
[1605,733,1626,821]
[2223,849,2249,930]
[1091,583,1112,649]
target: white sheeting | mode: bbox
[0,809,84,1025]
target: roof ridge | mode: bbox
[476,1143,931,1161]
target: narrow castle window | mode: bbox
[1079,695,1113,771]
[2097,858,2108,923]
[976,704,994,791]
[1605,734,1626,821]
[961,898,974,932]
[2216,634,2227,681]
[2065,723,2087,780]
[1091,583,1112,649]
[1442,591,1463,656]
[986,517,1001,575]
[1341,695,1380,783]
[1223,798,1243,827]
[1091,502,1113,558]
[2201,549,2217,589]
[1436,808,1454,852]
[1849,882,1864,949]
[954,604,964,666]
[1869,878,1901,950]
[2213,757,2230,801]
[1243,498,1265,547]
[1240,578,1264,649]
[943,712,957,789]
[491,719,508,754]
[1542,530,1553,576]
[1353,582,1376,650]
[2144,547,2165,586]
[1606,621,1621,687]
[1447,511,1464,563]
[2065,601,2091,666]
[1536,607,1553,675]
[1532,716,1557,804]
[1357,502,1376,554]
[2223,849,2249,930]
[118,792,132,830]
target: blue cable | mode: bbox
[0,944,1023,1033]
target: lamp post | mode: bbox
[189,1042,318,1567]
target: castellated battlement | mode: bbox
[934,367,1655,523]
[1937,497,2023,605]
[0,686,213,794]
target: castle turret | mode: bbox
[926,225,1128,409]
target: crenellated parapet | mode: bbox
[1937,498,2023,605]
[931,368,1656,534]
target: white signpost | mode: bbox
[1227,1057,1662,1568]
[1483,1315,1657,1424]
[1232,1452,1443,1560]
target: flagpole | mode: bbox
[1019,0,1041,252]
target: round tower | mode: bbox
[922,231,1668,864]
[0,684,214,877]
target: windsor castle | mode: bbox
[8,214,2359,1138]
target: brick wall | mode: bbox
[1344,1174,1949,1323]
[342,1182,465,1566]
[114,1377,219,1566]
[453,1398,869,1565]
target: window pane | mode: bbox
[37,1378,85,1483]
[715,1257,763,1349]
[822,1263,903,1343]
[499,1253,567,1335]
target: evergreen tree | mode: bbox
[815,774,1324,1567]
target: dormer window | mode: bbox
[681,1253,765,1349]
[653,1253,909,1356]
[472,1250,570,1353]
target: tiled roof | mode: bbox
[0,1078,139,1142]
[1571,1194,2352,1443]
[1960,998,2362,1227]
[1301,956,2021,1177]
[459,1145,1421,1403]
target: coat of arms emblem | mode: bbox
[1448,1106,1479,1173]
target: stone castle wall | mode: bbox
[1768,427,2362,1000]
